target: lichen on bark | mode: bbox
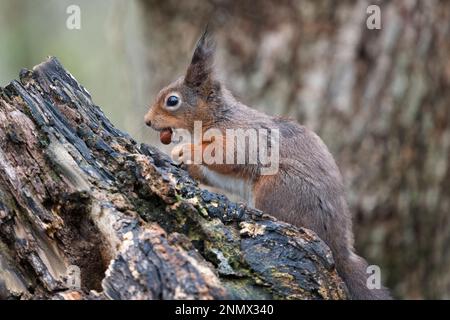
[0,57,346,300]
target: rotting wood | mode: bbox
[0,57,347,300]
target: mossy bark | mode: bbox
[0,58,346,300]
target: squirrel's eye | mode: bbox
[166,95,179,107]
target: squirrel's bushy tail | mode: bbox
[335,252,392,300]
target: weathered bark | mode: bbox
[0,57,346,300]
[137,0,450,299]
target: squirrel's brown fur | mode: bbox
[145,30,391,300]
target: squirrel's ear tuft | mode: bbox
[185,28,216,89]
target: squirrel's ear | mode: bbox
[184,28,216,89]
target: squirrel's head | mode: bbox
[145,29,222,144]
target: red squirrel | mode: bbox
[144,30,391,300]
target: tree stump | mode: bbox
[0,57,346,300]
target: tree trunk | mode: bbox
[137,0,450,299]
[0,57,346,300]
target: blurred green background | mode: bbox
[1,0,450,299]
[0,0,146,139]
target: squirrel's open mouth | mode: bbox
[159,127,173,145]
